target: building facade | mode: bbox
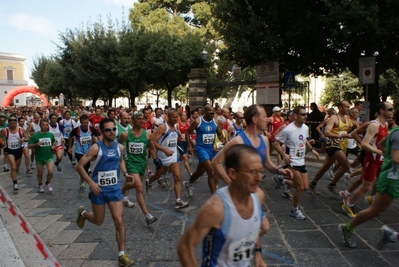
[0,52,28,106]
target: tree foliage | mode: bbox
[211,0,399,114]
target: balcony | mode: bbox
[0,79,28,86]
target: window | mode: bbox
[7,69,13,81]
[15,99,19,104]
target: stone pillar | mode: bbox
[188,68,208,108]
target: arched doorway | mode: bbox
[1,86,48,107]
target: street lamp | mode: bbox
[338,74,344,101]
[201,48,208,68]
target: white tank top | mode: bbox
[49,123,63,146]
[202,186,262,266]
[6,128,23,150]
[156,123,178,160]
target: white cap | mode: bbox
[272,106,281,112]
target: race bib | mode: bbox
[387,168,398,180]
[39,138,51,147]
[167,140,177,148]
[98,170,118,186]
[227,236,256,263]
[338,131,346,141]
[10,142,20,149]
[80,136,91,145]
[294,144,305,158]
[202,134,214,144]
[64,127,72,133]
[129,142,144,154]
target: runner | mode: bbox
[0,115,28,192]
[27,113,41,170]
[0,115,9,172]
[177,110,192,176]
[273,106,320,219]
[340,102,391,218]
[339,109,399,249]
[184,104,223,195]
[268,106,285,166]
[49,114,65,172]
[146,109,189,210]
[231,111,244,137]
[177,144,269,266]
[75,118,134,266]
[118,111,157,224]
[211,104,293,187]
[28,119,56,193]
[59,110,77,166]
[309,101,353,195]
[68,114,99,195]
[18,116,32,175]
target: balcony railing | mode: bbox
[0,79,28,86]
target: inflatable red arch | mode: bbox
[2,86,48,107]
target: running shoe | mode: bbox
[339,190,349,204]
[290,208,306,220]
[309,183,320,195]
[344,173,351,186]
[145,214,158,225]
[31,162,36,169]
[341,203,356,218]
[365,195,373,205]
[4,166,9,172]
[13,183,19,192]
[55,162,62,172]
[272,175,284,189]
[282,191,293,199]
[165,177,172,187]
[118,254,134,266]
[175,199,189,209]
[145,180,153,196]
[183,181,194,197]
[327,184,338,194]
[46,183,53,192]
[78,183,86,195]
[328,169,334,180]
[157,179,166,188]
[377,225,396,250]
[76,206,86,229]
[339,224,356,248]
[38,185,44,193]
[123,197,135,208]
[26,169,33,175]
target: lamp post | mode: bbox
[201,48,208,68]
[338,74,344,101]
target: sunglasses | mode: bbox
[385,108,394,111]
[208,112,215,115]
[103,127,117,133]
[8,119,17,122]
[299,113,308,116]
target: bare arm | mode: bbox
[177,195,224,266]
[150,125,171,156]
[361,122,382,155]
[211,137,243,185]
[185,118,200,153]
[75,144,101,194]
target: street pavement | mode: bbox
[0,152,399,267]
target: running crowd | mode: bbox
[1,100,398,266]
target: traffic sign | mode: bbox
[285,71,295,87]
[359,57,375,85]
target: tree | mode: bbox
[320,72,363,107]
[211,0,399,115]
[31,56,70,99]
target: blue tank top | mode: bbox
[238,132,267,163]
[195,117,218,151]
[91,140,121,192]
[201,187,262,267]
[232,123,243,136]
[74,127,93,155]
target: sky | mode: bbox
[0,0,138,79]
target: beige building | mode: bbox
[0,52,28,106]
